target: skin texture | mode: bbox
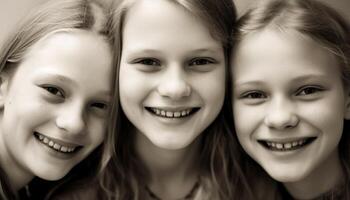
[119,0,226,151]
[232,29,350,199]
[0,31,112,190]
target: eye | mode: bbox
[189,58,215,66]
[241,91,267,99]
[239,90,267,105]
[91,102,108,110]
[132,58,161,72]
[188,57,217,72]
[296,86,324,96]
[90,101,109,117]
[134,58,160,66]
[42,86,64,98]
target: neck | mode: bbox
[0,129,33,192]
[284,149,345,199]
[135,130,201,199]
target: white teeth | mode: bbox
[265,139,309,151]
[276,143,283,149]
[53,143,61,150]
[36,133,78,153]
[61,146,68,152]
[174,112,181,117]
[166,111,173,117]
[150,108,194,118]
[284,143,292,149]
[161,110,166,116]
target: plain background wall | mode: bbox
[0,0,349,46]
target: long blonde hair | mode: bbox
[99,0,254,199]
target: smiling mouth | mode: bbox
[34,132,82,154]
[258,137,317,151]
[145,107,200,118]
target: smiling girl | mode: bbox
[231,0,350,199]
[92,0,254,199]
[0,0,115,199]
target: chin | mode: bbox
[265,168,309,183]
[153,140,188,150]
[153,137,195,150]
[41,172,69,181]
[34,167,71,181]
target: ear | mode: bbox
[0,72,10,109]
[344,87,350,120]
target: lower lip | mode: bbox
[34,134,79,160]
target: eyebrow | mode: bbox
[234,74,330,87]
[126,47,222,55]
[289,74,330,83]
[35,73,76,86]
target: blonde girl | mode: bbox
[232,0,350,199]
[0,0,116,199]
[96,0,254,199]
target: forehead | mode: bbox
[232,28,340,83]
[233,29,337,70]
[122,0,221,50]
[23,30,111,67]
[14,31,112,91]
[121,0,224,58]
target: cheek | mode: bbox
[233,103,260,137]
[88,119,107,145]
[196,69,226,106]
[302,99,345,139]
[5,94,49,128]
[119,67,151,103]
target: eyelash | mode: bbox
[134,58,160,66]
[188,58,216,66]
[240,91,267,99]
[296,86,324,96]
[90,102,108,110]
[238,85,325,102]
[42,85,65,98]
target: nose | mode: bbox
[56,103,86,134]
[157,67,191,100]
[264,97,299,130]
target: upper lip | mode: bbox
[35,132,83,148]
[145,106,200,111]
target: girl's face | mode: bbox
[232,29,350,183]
[0,31,112,184]
[119,0,225,150]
